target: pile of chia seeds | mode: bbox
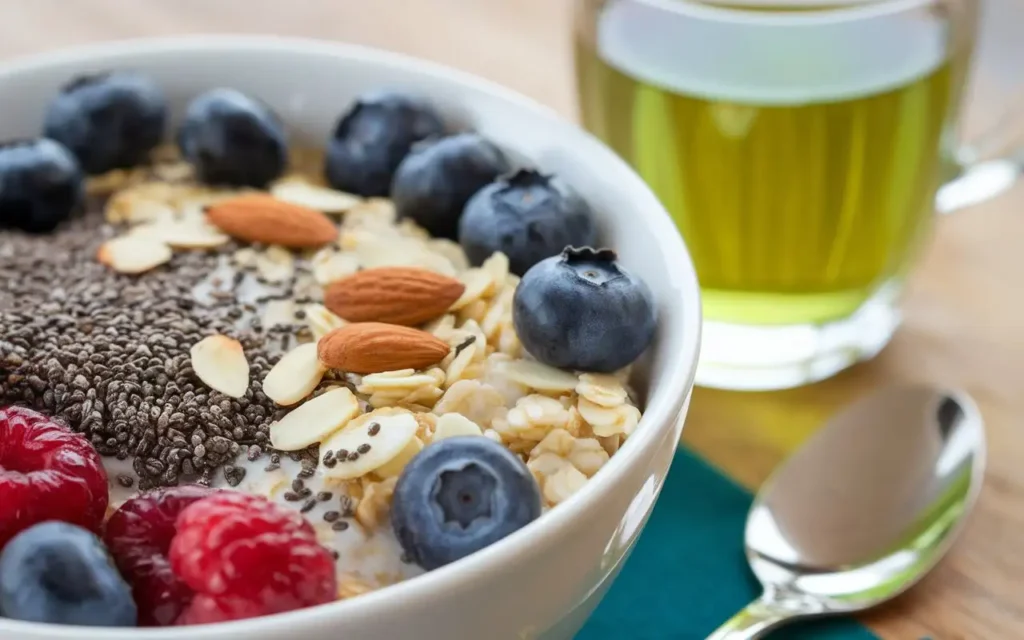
[0,201,309,490]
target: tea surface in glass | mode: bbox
[575,0,968,389]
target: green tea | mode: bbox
[574,2,957,325]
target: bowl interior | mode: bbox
[0,36,702,638]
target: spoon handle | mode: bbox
[705,595,794,640]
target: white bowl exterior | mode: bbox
[0,37,701,640]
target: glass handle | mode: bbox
[937,97,1024,213]
[704,594,795,640]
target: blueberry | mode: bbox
[0,139,84,233]
[177,88,287,188]
[391,437,542,570]
[392,134,511,240]
[458,169,597,276]
[513,246,657,372]
[325,91,445,197]
[43,71,167,175]
[0,521,136,627]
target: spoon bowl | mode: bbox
[708,385,986,639]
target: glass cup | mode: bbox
[573,0,1021,390]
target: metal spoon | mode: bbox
[707,385,986,640]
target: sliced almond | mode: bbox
[269,386,360,451]
[189,334,249,398]
[104,183,176,222]
[433,413,484,440]
[121,199,177,225]
[255,245,295,283]
[449,268,492,310]
[373,436,424,478]
[262,342,327,406]
[576,373,628,408]
[481,252,510,296]
[320,411,419,480]
[131,219,229,249]
[97,236,172,274]
[500,360,579,393]
[344,198,397,229]
[304,303,347,341]
[312,251,361,285]
[271,179,362,214]
[359,371,439,391]
[427,239,470,272]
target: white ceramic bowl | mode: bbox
[0,36,701,640]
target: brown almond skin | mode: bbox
[318,323,451,374]
[206,194,338,248]
[323,267,466,326]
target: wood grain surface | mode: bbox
[1,1,1020,637]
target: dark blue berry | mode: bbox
[177,88,287,188]
[458,169,597,276]
[391,437,541,571]
[43,71,167,175]
[0,139,83,233]
[393,134,511,240]
[513,247,657,373]
[325,91,445,197]
[0,521,136,627]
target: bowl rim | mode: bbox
[0,34,702,638]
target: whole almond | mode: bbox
[205,194,337,248]
[324,267,466,326]
[318,323,451,374]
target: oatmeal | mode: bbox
[0,72,656,629]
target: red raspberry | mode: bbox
[0,405,109,549]
[104,485,217,626]
[170,492,337,625]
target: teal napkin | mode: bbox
[580,448,880,640]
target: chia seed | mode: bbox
[331,521,350,532]
[0,207,285,490]
[454,335,476,357]
[357,443,371,454]
[317,491,332,501]
[323,510,340,523]
[367,422,380,436]
[283,491,301,501]
[300,498,317,513]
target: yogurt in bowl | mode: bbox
[0,36,701,640]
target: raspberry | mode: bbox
[0,405,108,549]
[170,492,337,625]
[104,485,216,627]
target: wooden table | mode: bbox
[3,1,1021,637]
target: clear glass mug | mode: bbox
[573,0,1020,391]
